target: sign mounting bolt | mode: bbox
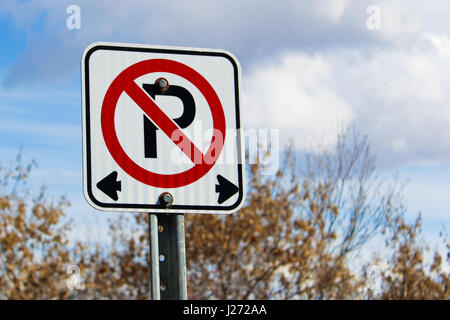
[159,192,173,207]
[156,77,169,92]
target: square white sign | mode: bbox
[81,42,245,214]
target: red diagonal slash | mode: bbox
[100,58,225,188]
[124,80,204,164]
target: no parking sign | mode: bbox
[81,42,245,214]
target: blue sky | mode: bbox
[0,0,449,248]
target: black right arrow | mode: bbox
[96,171,121,201]
[215,175,239,204]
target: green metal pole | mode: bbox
[157,213,187,300]
[149,213,160,300]
[175,213,188,299]
[149,213,187,300]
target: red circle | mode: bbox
[101,59,226,188]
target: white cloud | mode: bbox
[243,53,354,150]
[333,39,450,167]
[0,0,373,87]
[244,32,450,168]
[311,0,349,24]
[377,2,422,40]
[2,0,450,169]
[0,117,79,140]
[423,33,450,57]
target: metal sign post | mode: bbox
[149,212,188,300]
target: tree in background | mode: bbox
[73,213,151,299]
[377,216,449,299]
[185,128,405,299]
[0,129,448,299]
[0,152,151,299]
[0,152,72,299]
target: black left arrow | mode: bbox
[96,171,121,201]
